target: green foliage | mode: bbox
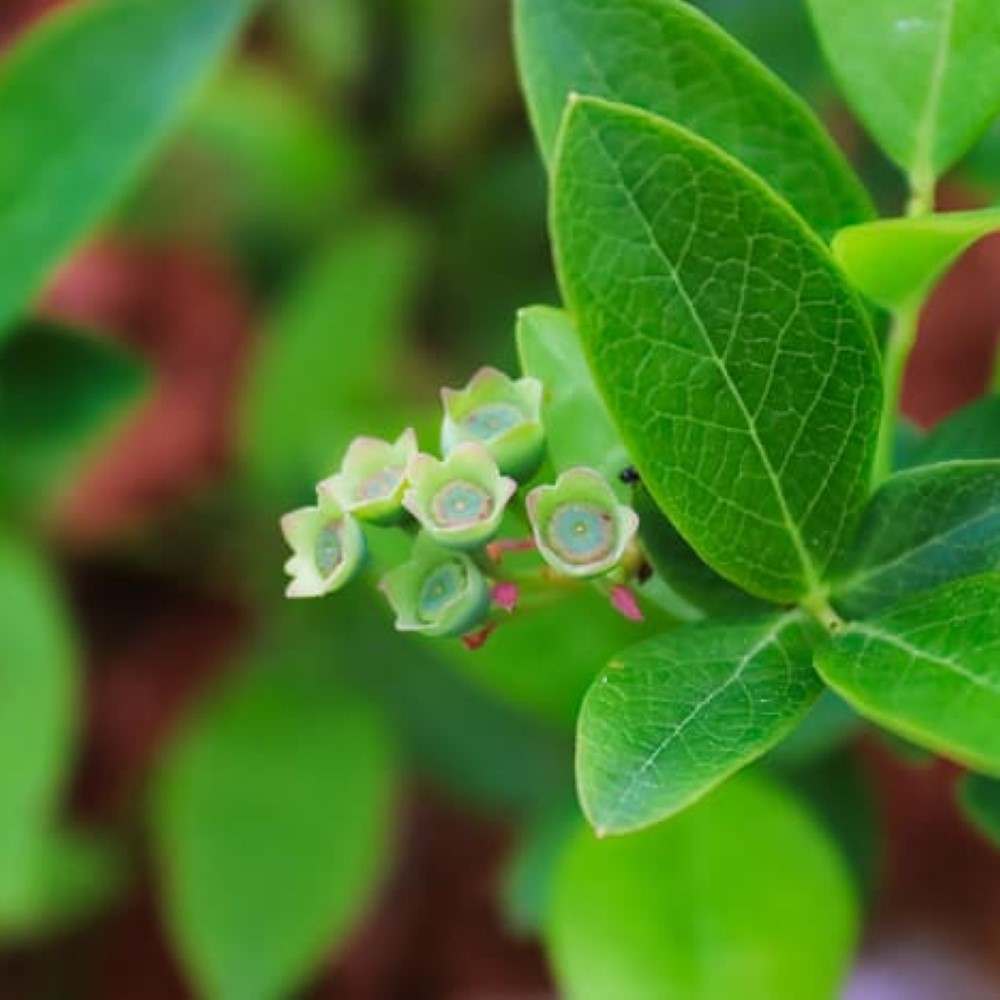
[546,776,858,1000]
[515,0,871,237]
[808,0,1000,196]
[958,773,1000,847]
[0,323,147,515]
[0,533,78,926]
[154,661,397,1000]
[577,614,824,834]
[552,97,881,602]
[817,575,1000,774]
[915,397,1000,464]
[0,0,258,340]
[833,208,1000,310]
[831,461,1000,616]
[241,217,424,495]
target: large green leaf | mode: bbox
[914,397,1000,465]
[547,776,858,1000]
[832,460,1000,617]
[0,322,147,515]
[0,0,256,340]
[577,613,823,835]
[515,0,871,238]
[817,574,1000,774]
[833,208,1000,311]
[0,533,78,925]
[552,98,882,602]
[240,216,423,495]
[154,662,396,1000]
[807,0,1000,188]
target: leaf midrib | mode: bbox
[910,0,956,180]
[585,113,822,595]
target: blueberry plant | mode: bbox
[282,0,1000,993]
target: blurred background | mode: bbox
[2,1,1000,997]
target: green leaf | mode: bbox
[914,396,1000,465]
[0,533,78,925]
[240,216,424,494]
[0,322,147,514]
[0,0,256,340]
[515,0,871,238]
[832,460,1000,617]
[552,97,882,602]
[546,776,858,1000]
[766,691,862,769]
[816,574,1000,775]
[516,305,630,489]
[154,663,396,1000]
[578,613,823,835]
[633,484,769,617]
[958,773,1000,847]
[833,208,1000,310]
[807,0,1000,188]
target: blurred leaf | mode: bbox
[767,690,861,768]
[546,776,858,1000]
[833,208,1000,310]
[914,396,1000,464]
[0,322,147,515]
[780,751,880,898]
[958,773,1000,847]
[817,574,1000,775]
[502,801,577,936]
[959,119,1000,196]
[241,216,424,495]
[807,0,1000,188]
[154,660,397,1000]
[516,305,630,490]
[270,0,369,89]
[300,593,574,815]
[124,63,362,275]
[0,0,257,340]
[577,613,824,835]
[515,0,872,237]
[0,532,78,926]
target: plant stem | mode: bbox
[872,174,935,486]
[801,591,845,634]
[872,301,920,486]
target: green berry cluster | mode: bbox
[280,367,645,645]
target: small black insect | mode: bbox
[618,465,641,485]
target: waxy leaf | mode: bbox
[515,0,871,237]
[578,613,823,835]
[515,305,630,488]
[808,0,1000,187]
[547,777,858,1000]
[553,98,882,602]
[0,533,78,922]
[958,773,1000,848]
[832,461,1000,617]
[915,397,1000,465]
[0,323,147,515]
[817,575,1000,774]
[0,0,257,340]
[155,663,396,1000]
[834,208,1000,310]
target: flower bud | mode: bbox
[280,493,366,598]
[526,467,639,579]
[379,534,491,638]
[319,428,418,525]
[403,444,515,549]
[441,367,545,479]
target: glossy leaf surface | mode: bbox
[552,98,881,601]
